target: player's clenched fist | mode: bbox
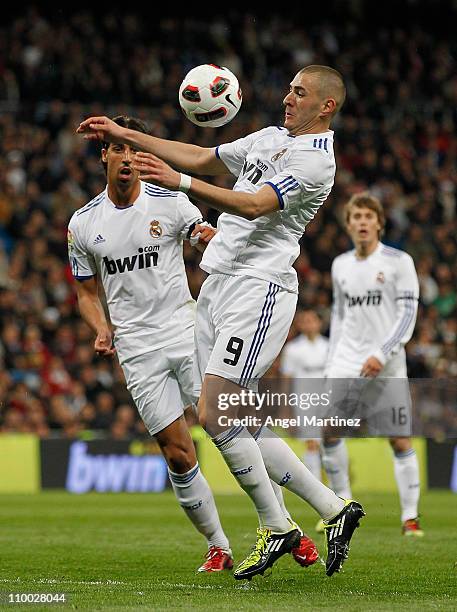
[94,329,116,357]
[190,223,216,253]
[360,356,383,378]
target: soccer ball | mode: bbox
[178,64,242,128]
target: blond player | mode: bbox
[323,192,422,536]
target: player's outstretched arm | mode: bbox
[76,116,227,176]
[75,277,116,357]
[135,152,280,220]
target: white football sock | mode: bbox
[393,448,420,522]
[168,463,230,551]
[214,427,291,532]
[269,479,292,521]
[321,440,352,499]
[303,449,322,481]
[256,427,344,520]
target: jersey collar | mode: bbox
[286,129,334,142]
[353,240,383,261]
[105,181,145,209]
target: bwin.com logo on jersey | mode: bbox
[103,246,159,275]
[345,289,382,307]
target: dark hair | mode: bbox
[101,115,150,173]
[298,65,346,115]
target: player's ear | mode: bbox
[101,148,108,163]
[321,97,336,117]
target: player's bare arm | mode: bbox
[77,115,227,176]
[134,152,280,220]
[75,277,116,357]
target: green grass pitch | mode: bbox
[1,491,456,610]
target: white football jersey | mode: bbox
[200,126,336,293]
[281,334,329,379]
[68,181,202,364]
[327,242,419,373]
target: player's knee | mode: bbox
[307,439,320,452]
[196,396,207,430]
[323,436,341,447]
[161,441,195,473]
[197,410,207,431]
[389,437,412,453]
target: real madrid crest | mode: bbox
[150,220,162,238]
[271,148,288,162]
[376,271,385,284]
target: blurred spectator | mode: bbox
[92,391,115,430]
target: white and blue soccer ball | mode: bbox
[179,64,242,128]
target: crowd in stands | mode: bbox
[0,6,456,439]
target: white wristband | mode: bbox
[179,173,192,194]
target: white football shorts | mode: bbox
[193,273,297,394]
[325,356,411,436]
[122,328,197,436]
